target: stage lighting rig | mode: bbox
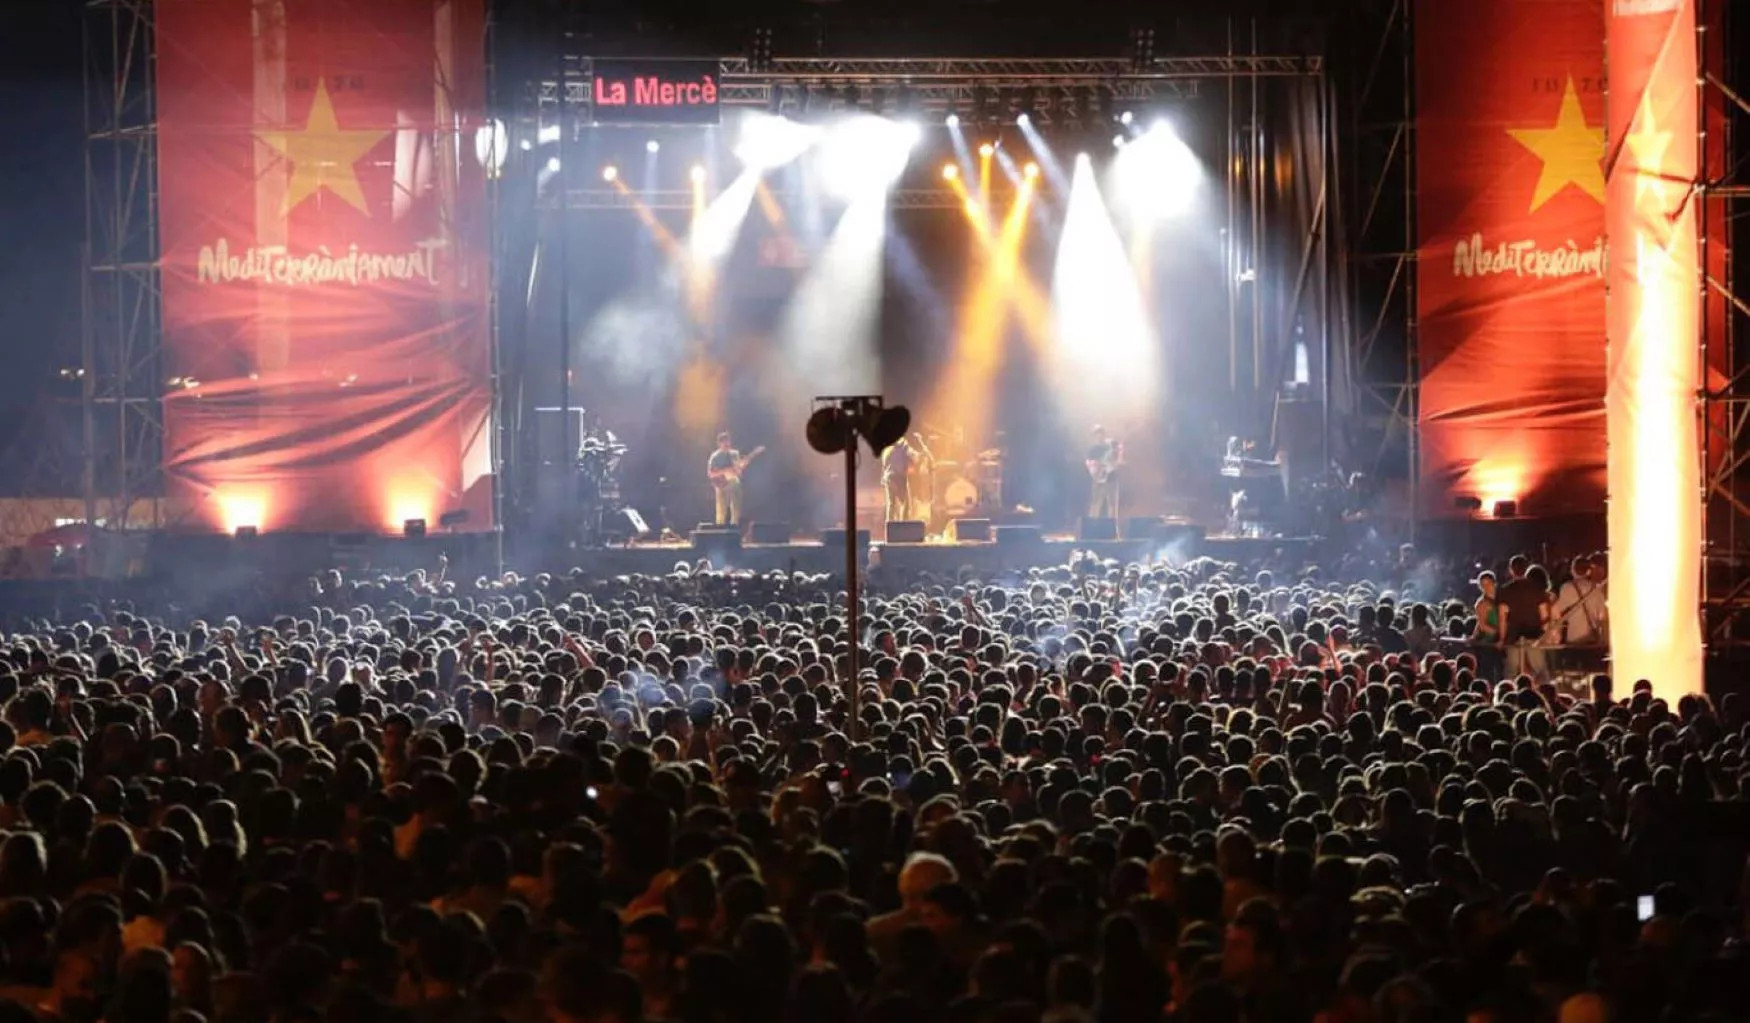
[975,86,1000,124]
[1130,26,1157,72]
[1084,87,1110,123]
[749,26,774,72]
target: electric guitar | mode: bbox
[708,446,765,488]
[1088,441,1124,485]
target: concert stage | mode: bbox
[47,526,1317,588]
[561,531,1316,577]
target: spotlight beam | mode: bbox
[1050,155,1159,423]
[924,173,1042,447]
[1015,114,1070,195]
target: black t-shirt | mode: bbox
[707,448,738,475]
[1087,440,1115,473]
[1499,577,1547,640]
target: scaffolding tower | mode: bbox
[1701,0,1749,646]
[1341,0,1416,524]
[81,0,163,530]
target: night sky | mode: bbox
[0,1,86,483]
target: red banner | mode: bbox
[1415,0,1606,517]
[156,0,493,534]
[1604,0,1701,695]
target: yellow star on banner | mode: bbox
[1507,76,1606,213]
[1625,91,1676,211]
[255,79,389,216]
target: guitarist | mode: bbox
[706,432,762,527]
[1085,425,1123,518]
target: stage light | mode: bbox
[438,510,470,530]
[1051,152,1158,423]
[690,164,706,184]
[234,526,259,540]
[1113,120,1200,219]
[815,115,917,199]
[1113,135,1126,149]
[1016,112,1030,126]
[1120,110,1134,126]
[219,491,266,535]
[646,139,661,154]
[403,518,428,538]
[1491,501,1519,519]
[979,142,995,158]
[942,163,959,181]
[1023,161,1039,179]
[735,111,819,170]
[546,156,561,173]
[519,139,533,152]
[945,113,961,128]
[601,165,618,182]
[538,124,562,144]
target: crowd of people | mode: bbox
[0,543,1742,1023]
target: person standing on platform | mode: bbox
[1552,555,1608,646]
[706,432,744,527]
[883,434,932,523]
[1085,425,1123,519]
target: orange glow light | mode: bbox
[387,490,434,535]
[922,173,1042,447]
[217,489,268,534]
[941,163,959,181]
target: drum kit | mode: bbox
[577,424,630,543]
[914,422,1004,531]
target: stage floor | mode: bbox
[9,527,1319,593]
[550,532,1313,577]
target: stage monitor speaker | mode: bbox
[690,527,742,555]
[820,528,871,549]
[885,520,926,544]
[1079,517,1118,541]
[748,521,792,545]
[533,406,586,465]
[1160,522,1207,548]
[995,525,1043,546]
[950,518,992,543]
[1122,516,1165,540]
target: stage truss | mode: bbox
[1342,0,1417,528]
[81,0,163,530]
[1701,0,1749,647]
[533,54,1323,211]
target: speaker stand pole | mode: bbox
[844,441,861,742]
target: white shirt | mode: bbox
[1553,577,1607,644]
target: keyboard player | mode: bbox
[1221,437,1284,532]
